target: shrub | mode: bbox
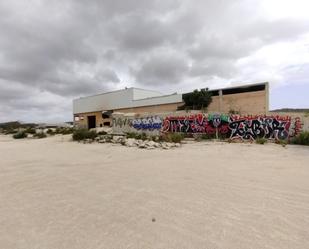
[72,129,97,141]
[126,132,137,139]
[61,127,74,134]
[55,127,74,134]
[24,127,36,134]
[5,129,17,134]
[34,132,47,139]
[256,138,267,144]
[47,129,56,135]
[13,131,27,139]
[291,131,309,146]
[97,131,107,136]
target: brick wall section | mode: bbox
[207,90,267,114]
[74,111,111,129]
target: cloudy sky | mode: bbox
[0,0,308,122]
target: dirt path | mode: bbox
[0,135,309,249]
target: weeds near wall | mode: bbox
[161,133,185,143]
[290,131,309,146]
[255,138,267,144]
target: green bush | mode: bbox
[97,131,107,136]
[25,127,36,134]
[55,127,74,134]
[5,129,17,134]
[291,131,309,146]
[256,138,267,144]
[34,132,47,139]
[72,129,97,141]
[13,131,27,139]
[46,129,55,135]
[126,132,137,139]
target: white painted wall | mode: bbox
[73,88,183,114]
[132,88,162,100]
[73,88,133,114]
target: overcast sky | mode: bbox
[0,0,308,122]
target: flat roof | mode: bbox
[200,82,268,96]
[75,87,162,100]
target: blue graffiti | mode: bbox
[132,116,162,130]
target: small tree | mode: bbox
[181,88,212,110]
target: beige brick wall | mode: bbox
[207,90,267,115]
[74,111,112,128]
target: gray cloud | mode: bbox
[0,0,308,122]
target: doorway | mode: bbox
[87,116,96,129]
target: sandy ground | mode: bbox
[0,135,309,249]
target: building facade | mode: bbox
[73,82,269,129]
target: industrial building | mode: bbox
[73,82,269,129]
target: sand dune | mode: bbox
[0,135,309,249]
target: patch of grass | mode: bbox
[290,131,309,146]
[72,129,97,141]
[255,138,267,144]
[34,132,47,139]
[13,131,27,139]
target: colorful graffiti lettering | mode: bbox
[113,113,302,140]
[162,113,230,134]
[161,114,302,140]
[132,116,162,130]
[228,115,291,140]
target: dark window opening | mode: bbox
[103,122,111,126]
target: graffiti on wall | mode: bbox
[228,115,292,140]
[161,113,229,134]
[132,116,162,130]
[113,116,162,131]
[113,117,132,128]
[161,114,302,140]
[113,113,302,140]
